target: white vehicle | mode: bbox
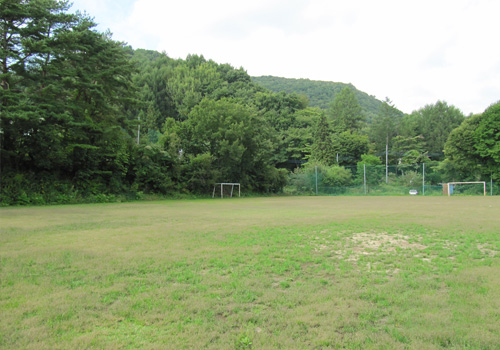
[409,189,418,195]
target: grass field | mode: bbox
[1,196,500,349]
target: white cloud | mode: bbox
[70,0,500,115]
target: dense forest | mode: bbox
[252,76,385,122]
[1,0,499,205]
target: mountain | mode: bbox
[252,76,386,121]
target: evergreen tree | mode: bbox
[1,0,78,172]
[1,0,137,194]
[311,115,334,165]
[328,87,364,132]
[370,98,400,159]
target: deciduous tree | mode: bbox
[411,101,464,159]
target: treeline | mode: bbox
[1,0,499,205]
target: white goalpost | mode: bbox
[443,181,486,196]
[212,183,241,198]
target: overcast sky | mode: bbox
[69,0,499,115]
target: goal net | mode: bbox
[443,182,486,196]
[212,183,241,198]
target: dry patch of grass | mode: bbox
[314,232,427,259]
[1,196,500,349]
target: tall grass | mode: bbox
[1,197,499,349]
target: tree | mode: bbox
[179,97,275,192]
[392,135,425,158]
[369,98,401,182]
[474,102,500,180]
[392,134,428,174]
[1,0,79,172]
[131,50,178,133]
[322,166,353,188]
[42,24,137,189]
[411,101,464,160]
[183,153,220,194]
[356,154,384,187]
[445,102,500,182]
[311,115,335,165]
[288,162,351,194]
[1,0,137,195]
[275,106,320,169]
[327,87,364,132]
[132,145,177,194]
[396,171,423,188]
[332,131,369,166]
[326,87,368,165]
[370,98,400,158]
[255,91,309,166]
[443,114,483,181]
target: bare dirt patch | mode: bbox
[313,232,427,263]
[477,243,498,257]
[345,232,426,262]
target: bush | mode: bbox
[323,166,352,187]
[1,173,32,206]
[264,167,289,193]
[396,170,423,188]
[287,162,352,194]
[356,155,384,186]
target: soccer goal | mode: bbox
[443,182,486,196]
[212,183,241,198]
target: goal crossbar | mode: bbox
[212,183,241,198]
[444,181,486,196]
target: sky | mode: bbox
[69,0,500,115]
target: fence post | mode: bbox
[422,163,425,196]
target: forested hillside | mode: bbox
[1,0,499,205]
[252,76,385,121]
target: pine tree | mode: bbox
[0,0,137,193]
[311,115,334,165]
[328,87,364,132]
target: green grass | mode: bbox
[1,196,500,349]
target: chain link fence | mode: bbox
[285,163,499,196]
